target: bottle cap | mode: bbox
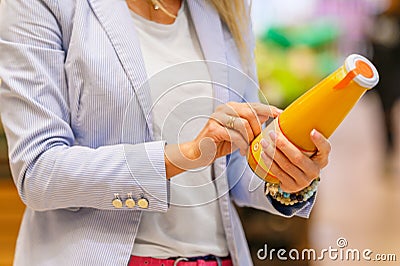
[344,54,379,89]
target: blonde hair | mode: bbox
[209,0,251,63]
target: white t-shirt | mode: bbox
[130,2,229,258]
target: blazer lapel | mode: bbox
[87,0,154,137]
[187,0,229,106]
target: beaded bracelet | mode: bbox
[265,177,320,206]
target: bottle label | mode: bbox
[247,122,280,184]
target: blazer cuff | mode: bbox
[266,192,317,218]
[122,141,169,212]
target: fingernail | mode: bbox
[260,138,268,149]
[311,129,318,138]
[261,151,269,162]
[268,130,276,141]
[271,108,283,117]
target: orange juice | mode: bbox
[248,54,379,183]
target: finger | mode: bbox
[226,102,261,136]
[261,138,311,190]
[221,102,282,120]
[226,102,274,137]
[234,117,255,143]
[245,103,283,135]
[211,113,255,144]
[210,121,249,156]
[216,102,282,142]
[310,129,331,168]
[261,152,299,193]
[249,102,283,119]
[226,127,249,156]
[270,131,319,178]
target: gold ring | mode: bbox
[226,115,236,130]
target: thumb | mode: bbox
[310,129,331,168]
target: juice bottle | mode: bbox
[248,54,379,183]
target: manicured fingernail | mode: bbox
[311,129,318,138]
[260,138,268,149]
[268,130,276,141]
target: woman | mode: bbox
[0,0,331,265]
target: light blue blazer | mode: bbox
[0,0,315,265]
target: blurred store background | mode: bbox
[1,0,400,265]
[239,0,400,265]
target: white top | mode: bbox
[344,54,379,89]
[130,2,229,258]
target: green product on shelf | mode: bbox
[256,21,340,109]
[262,21,339,48]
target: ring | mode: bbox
[226,115,236,130]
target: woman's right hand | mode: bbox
[165,102,282,178]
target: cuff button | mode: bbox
[125,193,136,208]
[112,194,123,209]
[137,198,149,209]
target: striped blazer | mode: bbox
[0,0,315,265]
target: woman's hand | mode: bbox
[194,102,282,158]
[260,129,331,193]
[165,102,282,178]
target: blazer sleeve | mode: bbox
[0,0,169,212]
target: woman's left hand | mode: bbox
[260,129,331,193]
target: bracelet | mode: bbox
[265,177,320,206]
